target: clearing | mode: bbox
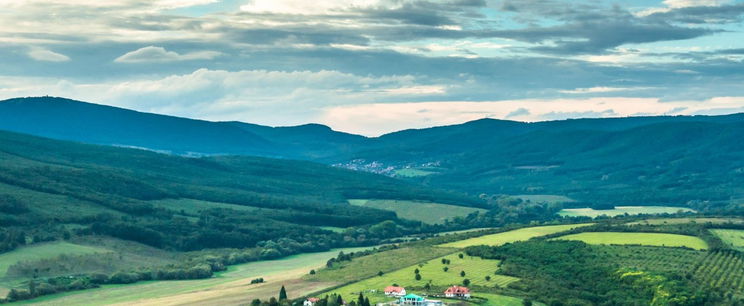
[348,199,486,225]
[558,206,694,218]
[440,224,593,248]
[710,229,744,251]
[553,232,708,250]
[0,241,110,279]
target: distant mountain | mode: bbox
[2,96,744,208]
[0,97,364,158]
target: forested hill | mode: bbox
[3,97,744,209]
[0,129,477,251]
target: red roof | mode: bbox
[385,286,405,293]
[308,298,321,302]
[445,286,470,294]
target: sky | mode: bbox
[1,0,744,136]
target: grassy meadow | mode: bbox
[440,224,594,248]
[558,206,694,218]
[348,199,486,225]
[553,232,709,250]
[710,229,744,251]
[0,242,109,279]
[149,198,262,214]
[320,253,518,304]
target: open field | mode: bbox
[439,224,594,248]
[348,199,486,225]
[21,247,371,306]
[553,232,708,250]
[558,206,694,218]
[321,253,518,304]
[513,195,574,204]
[710,229,744,251]
[628,218,744,225]
[308,247,455,284]
[0,242,110,279]
[478,293,540,306]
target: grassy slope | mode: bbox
[710,229,744,251]
[324,253,518,304]
[149,198,262,214]
[307,247,455,284]
[553,232,709,250]
[440,224,593,248]
[558,206,694,218]
[0,242,109,278]
[348,199,486,225]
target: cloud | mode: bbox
[506,108,530,118]
[27,48,70,62]
[559,87,654,94]
[115,46,222,63]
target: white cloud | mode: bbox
[240,0,387,14]
[636,0,730,16]
[27,48,70,62]
[559,87,654,94]
[115,46,222,63]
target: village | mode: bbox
[304,285,471,306]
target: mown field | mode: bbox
[553,232,709,250]
[440,224,593,248]
[710,229,744,251]
[348,199,486,225]
[628,217,744,225]
[19,247,371,305]
[558,206,694,218]
[320,253,518,304]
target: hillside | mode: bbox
[2,97,744,211]
[0,129,479,252]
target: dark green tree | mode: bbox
[279,285,288,300]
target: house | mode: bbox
[399,294,425,305]
[444,286,470,299]
[304,297,320,306]
[385,286,406,297]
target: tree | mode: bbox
[414,268,419,274]
[309,269,316,275]
[378,271,384,276]
[336,295,343,306]
[485,276,491,281]
[443,267,449,272]
[358,292,365,306]
[460,271,466,277]
[415,273,422,280]
[441,258,447,264]
[463,279,470,286]
[523,299,533,306]
[364,297,370,306]
[251,299,262,306]
[279,285,288,300]
[269,297,279,306]
[458,253,464,259]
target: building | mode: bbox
[304,297,320,306]
[385,286,407,297]
[399,294,425,305]
[444,286,470,299]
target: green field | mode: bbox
[628,218,744,225]
[321,253,518,304]
[348,199,486,225]
[558,206,694,218]
[553,232,708,250]
[0,242,110,278]
[394,168,437,177]
[440,224,594,248]
[514,195,574,204]
[19,247,371,305]
[479,293,540,306]
[710,229,744,251]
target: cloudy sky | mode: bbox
[1,0,744,135]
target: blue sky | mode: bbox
[1,0,743,135]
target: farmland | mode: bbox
[553,232,709,250]
[439,224,593,248]
[628,217,744,225]
[558,206,694,218]
[20,247,372,305]
[710,229,744,251]
[348,199,486,225]
[319,253,519,304]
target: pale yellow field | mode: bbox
[440,223,594,248]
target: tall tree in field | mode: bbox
[279,285,288,300]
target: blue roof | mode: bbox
[401,294,424,301]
